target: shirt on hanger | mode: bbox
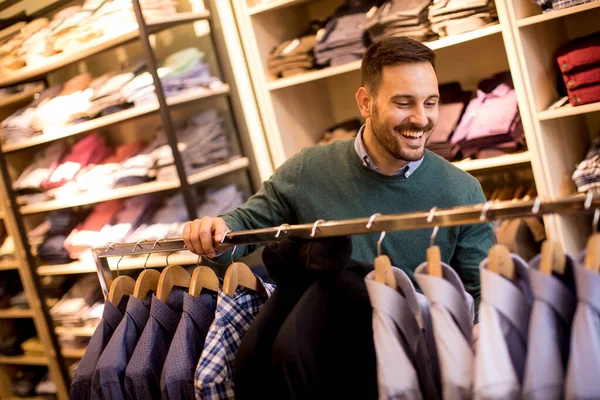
[124,288,186,400]
[415,262,475,400]
[160,292,216,400]
[194,277,275,400]
[365,266,442,400]
[565,254,600,399]
[91,295,152,400]
[474,254,533,400]
[523,254,577,400]
[70,297,128,400]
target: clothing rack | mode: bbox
[92,192,600,296]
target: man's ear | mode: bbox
[355,87,371,119]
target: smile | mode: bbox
[399,130,424,139]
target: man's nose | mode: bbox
[408,105,428,127]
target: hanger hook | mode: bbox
[220,229,232,244]
[275,223,290,239]
[427,207,439,247]
[311,219,325,238]
[377,231,386,257]
[104,242,116,253]
[133,240,147,269]
[144,238,166,270]
[480,201,493,221]
[116,255,124,277]
[585,190,595,210]
[594,209,600,233]
[366,213,382,229]
[532,196,542,215]
[231,245,238,264]
[166,252,172,267]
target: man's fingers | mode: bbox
[189,219,204,255]
[200,217,216,257]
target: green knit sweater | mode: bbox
[219,139,495,303]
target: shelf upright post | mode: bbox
[130,0,198,220]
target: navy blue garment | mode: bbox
[91,294,152,400]
[124,288,185,400]
[70,298,128,400]
[160,292,217,399]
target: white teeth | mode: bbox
[400,130,424,138]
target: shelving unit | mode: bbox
[452,151,532,172]
[0,0,274,398]
[496,0,600,254]
[0,83,45,108]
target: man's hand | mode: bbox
[183,217,230,258]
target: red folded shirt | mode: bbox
[562,63,600,90]
[556,31,600,73]
[567,82,600,106]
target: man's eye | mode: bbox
[425,102,438,107]
[396,102,410,107]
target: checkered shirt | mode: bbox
[551,0,597,10]
[194,276,275,400]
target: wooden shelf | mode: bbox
[267,24,502,91]
[0,11,211,88]
[20,157,248,215]
[0,355,48,366]
[0,307,32,318]
[538,101,600,121]
[248,0,317,15]
[2,85,230,153]
[0,259,19,271]
[452,151,532,172]
[62,348,86,359]
[0,83,45,108]
[38,250,199,276]
[55,326,95,337]
[517,1,600,27]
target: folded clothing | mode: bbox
[366,0,433,42]
[13,141,67,195]
[556,31,600,106]
[318,119,361,145]
[573,135,600,192]
[11,367,45,397]
[268,21,324,78]
[36,209,89,265]
[50,275,103,327]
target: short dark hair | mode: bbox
[361,37,436,93]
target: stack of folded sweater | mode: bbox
[314,0,376,67]
[426,82,471,160]
[450,71,526,159]
[36,209,88,265]
[318,119,361,145]
[267,22,323,78]
[555,31,600,107]
[536,0,598,13]
[366,0,433,42]
[428,0,497,37]
[50,274,103,328]
[572,135,600,192]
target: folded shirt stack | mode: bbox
[536,0,598,13]
[317,119,361,145]
[11,367,45,398]
[555,31,600,107]
[267,22,323,78]
[13,141,67,195]
[366,0,433,42]
[50,274,103,328]
[572,136,600,192]
[428,0,497,37]
[37,209,89,265]
[0,81,45,98]
[450,71,526,159]
[314,1,375,67]
[98,193,161,244]
[426,82,471,160]
[0,18,49,73]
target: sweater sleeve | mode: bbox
[211,152,303,265]
[450,180,496,312]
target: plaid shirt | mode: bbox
[194,277,275,400]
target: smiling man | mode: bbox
[183,37,494,307]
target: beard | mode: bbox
[370,103,434,162]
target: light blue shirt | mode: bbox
[354,125,424,178]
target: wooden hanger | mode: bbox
[189,266,220,297]
[133,269,161,300]
[488,244,515,280]
[157,265,191,302]
[222,245,262,297]
[425,209,443,278]
[539,240,566,275]
[371,230,397,289]
[585,234,600,273]
[108,276,135,306]
[512,185,525,201]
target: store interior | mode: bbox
[0,0,598,398]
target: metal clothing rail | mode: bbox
[92,192,600,296]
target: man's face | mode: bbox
[366,62,439,162]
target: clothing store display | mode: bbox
[428,0,497,37]
[36,209,88,265]
[474,254,533,399]
[35,373,58,396]
[21,337,46,356]
[13,141,67,196]
[415,262,475,400]
[555,31,600,106]
[496,217,547,261]
[71,296,128,400]
[161,292,216,400]
[572,136,600,192]
[217,141,494,305]
[11,367,46,398]
[267,21,324,78]
[0,235,15,258]
[195,277,274,399]
[98,194,160,244]
[565,253,600,399]
[124,289,186,399]
[523,253,577,400]
[50,274,103,329]
[366,266,441,400]
[427,82,472,160]
[451,72,526,159]
[92,294,153,400]
[10,291,29,309]
[366,0,433,42]
[314,2,375,67]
